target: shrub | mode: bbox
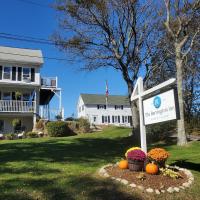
[127,149,146,161]
[77,117,90,133]
[5,133,16,140]
[46,121,71,137]
[66,121,79,133]
[12,118,21,132]
[25,132,38,138]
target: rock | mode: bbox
[182,182,190,188]
[174,187,180,192]
[121,179,128,185]
[161,190,165,193]
[146,188,154,193]
[179,186,185,190]
[155,189,160,195]
[99,168,106,175]
[189,177,194,181]
[137,185,144,191]
[104,173,109,177]
[116,178,122,182]
[167,187,174,193]
[129,183,136,188]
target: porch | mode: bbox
[0,100,35,112]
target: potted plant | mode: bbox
[127,149,146,171]
[147,148,169,168]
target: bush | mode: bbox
[77,118,90,133]
[12,118,21,133]
[66,121,79,133]
[25,132,38,138]
[5,133,16,140]
[46,121,71,137]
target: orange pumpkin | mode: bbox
[118,160,128,169]
[146,163,158,175]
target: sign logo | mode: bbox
[153,96,161,108]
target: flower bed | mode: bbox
[98,164,194,194]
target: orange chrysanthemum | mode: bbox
[147,148,169,162]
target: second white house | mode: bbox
[77,94,132,127]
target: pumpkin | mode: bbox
[118,160,128,169]
[146,163,158,175]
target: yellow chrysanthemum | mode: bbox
[125,147,141,158]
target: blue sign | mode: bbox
[153,96,161,108]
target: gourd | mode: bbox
[118,160,128,169]
[146,163,158,175]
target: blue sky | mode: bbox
[0,0,128,118]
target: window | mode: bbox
[82,105,84,111]
[104,116,108,123]
[98,105,106,109]
[115,105,123,110]
[3,67,11,79]
[0,120,4,132]
[79,106,81,113]
[3,92,11,100]
[124,116,128,123]
[23,68,30,81]
[93,116,97,122]
[118,116,120,123]
[31,68,35,82]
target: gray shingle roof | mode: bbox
[0,46,44,65]
[80,94,130,106]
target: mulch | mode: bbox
[106,165,188,190]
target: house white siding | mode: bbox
[77,95,132,127]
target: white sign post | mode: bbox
[131,77,176,153]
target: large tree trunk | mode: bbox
[175,44,187,145]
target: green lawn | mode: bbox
[0,127,199,200]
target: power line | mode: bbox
[13,0,52,9]
[0,32,52,42]
[0,50,67,61]
[0,34,55,46]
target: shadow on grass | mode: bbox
[0,136,134,165]
[171,159,200,172]
[0,175,142,200]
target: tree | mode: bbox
[53,0,159,139]
[163,0,199,145]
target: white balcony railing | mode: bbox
[41,77,57,88]
[0,100,35,113]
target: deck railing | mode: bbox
[0,100,35,112]
[41,77,57,88]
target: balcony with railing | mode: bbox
[41,77,57,88]
[0,100,35,113]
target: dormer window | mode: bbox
[23,68,31,81]
[3,67,11,80]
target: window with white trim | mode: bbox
[124,116,128,123]
[114,116,118,123]
[3,67,11,80]
[23,68,31,81]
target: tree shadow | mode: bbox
[171,159,200,172]
[0,174,142,200]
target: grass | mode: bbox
[0,127,199,200]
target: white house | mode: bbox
[0,45,63,134]
[77,94,133,127]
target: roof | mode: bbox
[80,94,130,106]
[0,46,44,65]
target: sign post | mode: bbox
[131,77,176,153]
